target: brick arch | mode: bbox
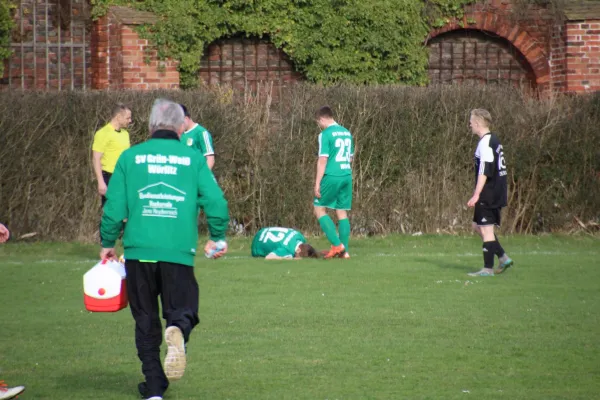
[198,36,303,98]
[427,12,550,89]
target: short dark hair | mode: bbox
[112,103,129,119]
[180,104,191,118]
[315,106,334,119]
[297,243,319,258]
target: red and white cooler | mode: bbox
[83,259,128,312]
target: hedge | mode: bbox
[0,85,598,241]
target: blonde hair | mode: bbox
[471,109,492,128]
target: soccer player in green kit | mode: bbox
[251,227,318,260]
[313,106,354,259]
[179,104,215,170]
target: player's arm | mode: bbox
[314,157,327,197]
[265,253,293,260]
[205,155,215,170]
[467,147,493,207]
[265,246,296,260]
[265,252,296,260]
[100,158,128,250]
[196,158,229,241]
[92,131,108,195]
[92,151,105,191]
[200,130,215,170]
[314,133,329,198]
[467,175,488,207]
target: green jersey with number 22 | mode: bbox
[318,123,354,176]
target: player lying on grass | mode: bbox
[251,227,319,259]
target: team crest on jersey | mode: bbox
[186,138,193,146]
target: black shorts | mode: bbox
[473,203,501,227]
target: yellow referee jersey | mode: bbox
[92,123,130,174]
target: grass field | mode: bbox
[1,235,599,400]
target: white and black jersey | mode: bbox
[474,133,507,208]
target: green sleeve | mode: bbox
[100,156,127,248]
[318,132,329,157]
[196,158,229,240]
[193,130,203,153]
[197,129,215,156]
[272,247,294,258]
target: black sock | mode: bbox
[483,241,495,269]
[494,234,506,258]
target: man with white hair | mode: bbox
[100,98,230,400]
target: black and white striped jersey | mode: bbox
[474,132,507,208]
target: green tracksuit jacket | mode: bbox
[100,130,229,266]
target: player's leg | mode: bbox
[492,209,513,274]
[160,262,199,382]
[468,204,496,276]
[471,222,483,238]
[125,260,169,398]
[314,205,340,246]
[335,176,352,258]
[314,176,343,257]
[336,209,350,258]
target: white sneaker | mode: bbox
[164,326,186,381]
[0,385,25,400]
[145,397,163,400]
[467,268,495,277]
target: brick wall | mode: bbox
[427,0,600,95]
[564,21,600,92]
[1,0,91,90]
[427,0,553,94]
[428,30,536,89]
[90,6,179,90]
[549,24,567,92]
[5,2,600,95]
[199,37,303,99]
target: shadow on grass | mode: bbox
[414,257,473,272]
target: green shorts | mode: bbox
[313,175,352,210]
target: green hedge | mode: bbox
[0,85,598,241]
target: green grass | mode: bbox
[1,235,599,399]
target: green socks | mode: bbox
[319,215,341,246]
[338,218,350,252]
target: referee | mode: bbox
[466,109,514,277]
[92,103,132,207]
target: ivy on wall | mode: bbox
[0,0,16,77]
[89,0,490,88]
[1,0,566,87]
